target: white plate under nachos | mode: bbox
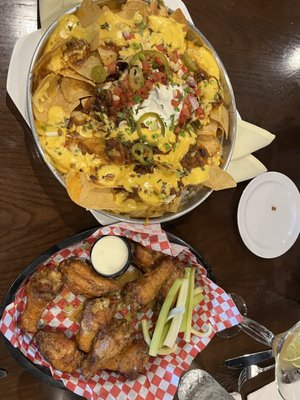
[237,172,300,258]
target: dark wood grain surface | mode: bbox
[0,0,299,399]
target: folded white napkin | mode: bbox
[6,0,276,225]
[247,381,282,399]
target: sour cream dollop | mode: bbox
[133,84,183,127]
[90,236,131,277]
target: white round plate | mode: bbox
[237,172,300,258]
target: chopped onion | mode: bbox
[45,131,59,137]
[188,95,199,110]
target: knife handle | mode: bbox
[240,317,275,347]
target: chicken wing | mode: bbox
[159,262,185,300]
[81,319,133,379]
[132,242,163,272]
[97,339,149,379]
[19,267,63,333]
[59,257,120,298]
[76,297,115,353]
[124,257,174,309]
[34,330,83,373]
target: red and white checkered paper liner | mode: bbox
[0,223,243,399]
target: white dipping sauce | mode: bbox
[91,236,129,276]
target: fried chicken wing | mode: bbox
[81,319,133,379]
[59,257,120,298]
[124,258,174,309]
[34,330,83,373]
[132,242,163,272]
[97,339,149,379]
[76,297,115,352]
[160,262,185,299]
[19,267,63,333]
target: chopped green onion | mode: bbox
[149,278,182,357]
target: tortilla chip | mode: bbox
[118,0,151,19]
[60,69,96,86]
[76,0,101,27]
[32,73,80,122]
[199,121,218,136]
[61,77,94,103]
[204,165,236,191]
[197,135,221,158]
[66,171,119,210]
[149,0,168,16]
[210,104,229,139]
[71,53,102,80]
[98,45,118,66]
[170,8,188,32]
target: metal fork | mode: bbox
[238,363,275,392]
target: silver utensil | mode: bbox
[238,363,275,392]
[225,349,273,369]
[0,369,7,379]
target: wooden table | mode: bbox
[0,0,299,398]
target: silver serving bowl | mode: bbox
[27,3,237,224]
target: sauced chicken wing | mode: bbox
[19,267,63,333]
[124,258,174,309]
[34,330,83,373]
[59,257,120,298]
[132,242,163,272]
[97,340,149,379]
[81,319,133,379]
[76,297,115,353]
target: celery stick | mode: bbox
[163,278,188,348]
[149,278,182,357]
[159,320,171,348]
[191,323,212,338]
[193,292,204,308]
[157,343,178,355]
[141,319,151,347]
[179,268,192,333]
[194,286,203,295]
[184,267,195,342]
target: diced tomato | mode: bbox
[145,79,154,90]
[108,62,117,74]
[195,106,205,118]
[183,96,190,105]
[141,61,150,72]
[151,71,164,83]
[113,86,122,96]
[170,50,179,63]
[175,126,181,133]
[137,87,149,99]
[173,89,181,99]
[171,99,180,108]
[181,65,188,74]
[121,77,130,90]
[179,105,191,124]
[155,56,165,66]
[156,44,165,52]
[194,88,201,96]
